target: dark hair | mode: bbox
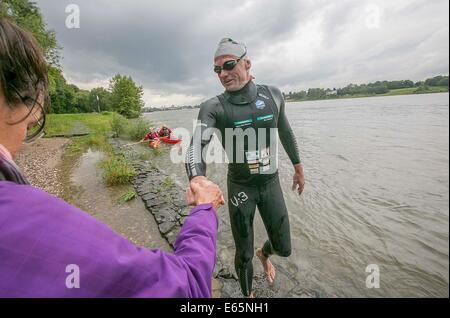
[0,18,49,113]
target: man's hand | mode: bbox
[292,163,305,195]
[186,177,225,210]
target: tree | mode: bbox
[47,66,92,113]
[307,88,326,100]
[437,77,449,87]
[425,75,449,87]
[74,90,91,113]
[89,87,112,112]
[372,84,389,94]
[47,67,74,113]
[109,74,145,118]
[0,0,60,66]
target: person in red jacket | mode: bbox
[142,128,160,148]
[143,128,159,141]
[158,124,172,138]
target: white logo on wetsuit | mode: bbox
[230,192,249,207]
[255,100,266,110]
[258,93,270,100]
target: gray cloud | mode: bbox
[35,0,449,106]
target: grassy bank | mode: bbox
[45,112,153,204]
[380,86,448,96]
[287,86,448,103]
[45,112,113,137]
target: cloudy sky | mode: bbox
[35,0,449,107]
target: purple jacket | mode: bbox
[0,181,218,298]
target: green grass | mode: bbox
[415,86,448,94]
[46,112,154,142]
[118,189,137,203]
[153,147,163,156]
[61,134,111,159]
[100,155,136,186]
[380,86,448,96]
[127,118,151,141]
[138,151,152,161]
[46,113,135,189]
[45,116,73,136]
[379,87,417,96]
[162,176,173,190]
[45,113,157,190]
[45,113,114,137]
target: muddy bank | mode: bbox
[15,137,170,251]
[71,148,170,250]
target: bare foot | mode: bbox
[247,292,255,298]
[256,248,275,284]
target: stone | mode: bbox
[173,199,188,208]
[133,178,146,186]
[144,198,166,208]
[154,208,177,224]
[179,216,187,225]
[165,227,180,247]
[137,189,150,196]
[179,207,191,217]
[142,192,157,201]
[159,221,176,235]
[219,279,242,298]
[217,267,238,280]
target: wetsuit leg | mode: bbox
[257,176,292,258]
[227,179,258,296]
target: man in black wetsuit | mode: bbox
[185,38,305,297]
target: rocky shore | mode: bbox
[108,138,240,297]
[15,135,318,298]
[109,138,319,298]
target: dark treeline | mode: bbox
[1,0,144,118]
[284,75,449,101]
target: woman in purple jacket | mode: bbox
[0,19,224,298]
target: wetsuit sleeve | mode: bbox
[185,98,221,180]
[268,86,301,165]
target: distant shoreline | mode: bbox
[141,87,449,112]
[286,86,448,103]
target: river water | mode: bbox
[143,93,449,297]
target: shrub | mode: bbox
[127,118,150,141]
[111,113,129,138]
[100,156,136,186]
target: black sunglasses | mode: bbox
[214,51,247,74]
[9,85,46,143]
